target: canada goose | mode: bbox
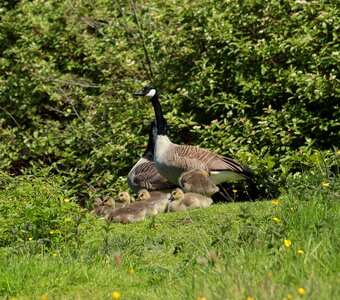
[107,204,148,224]
[168,191,187,212]
[179,169,219,197]
[127,119,177,193]
[136,189,170,214]
[107,192,156,223]
[169,188,213,210]
[90,196,115,217]
[133,87,252,185]
[117,191,133,208]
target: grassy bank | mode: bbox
[0,173,339,300]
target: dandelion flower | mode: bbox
[232,189,238,193]
[52,253,58,257]
[49,230,55,235]
[284,239,292,247]
[197,296,207,300]
[64,198,70,203]
[297,249,304,255]
[246,297,255,300]
[271,200,279,205]
[28,237,33,241]
[42,295,48,300]
[128,269,135,274]
[287,294,293,299]
[112,291,121,299]
[297,287,305,295]
[273,217,281,223]
[321,182,330,187]
[64,217,71,222]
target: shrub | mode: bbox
[0,0,339,200]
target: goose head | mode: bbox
[118,191,131,204]
[103,197,115,207]
[133,86,157,98]
[133,86,167,135]
[169,188,185,201]
[136,189,151,201]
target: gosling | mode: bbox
[168,188,213,212]
[107,192,155,223]
[179,169,219,197]
[90,196,115,217]
[136,189,170,214]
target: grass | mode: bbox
[0,173,339,300]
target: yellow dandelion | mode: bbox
[28,237,33,241]
[232,189,238,193]
[197,296,207,300]
[64,198,70,203]
[287,294,293,299]
[11,297,17,300]
[128,269,135,274]
[52,253,58,257]
[273,217,281,223]
[321,182,330,187]
[271,200,279,205]
[297,249,304,255]
[50,230,55,235]
[284,239,292,247]
[246,297,255,300]
[297,288,305,295]
[112,291,121,299]
[64,217,71,222]
[42,294,48,300]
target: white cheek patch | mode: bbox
[146,89,156,97]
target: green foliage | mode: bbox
[0,171,84,249]
[0,0,339,200]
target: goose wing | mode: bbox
[131,161,177,191]
[173,144,250,175]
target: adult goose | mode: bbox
[133,86,252,185]
[127,119,177,193]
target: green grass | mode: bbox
[0,174,339,300]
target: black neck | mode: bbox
[142,126,155,160]
[150,93,167,135]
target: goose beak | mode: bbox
[132,89,145,96]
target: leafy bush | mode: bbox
[0,0,339,200]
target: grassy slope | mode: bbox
[1,179,339,300]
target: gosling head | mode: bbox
[136,189,151,201]
[170,188,185,201]
[133,86,157,98]
[118,191,130,203]
[103,196,115,207]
